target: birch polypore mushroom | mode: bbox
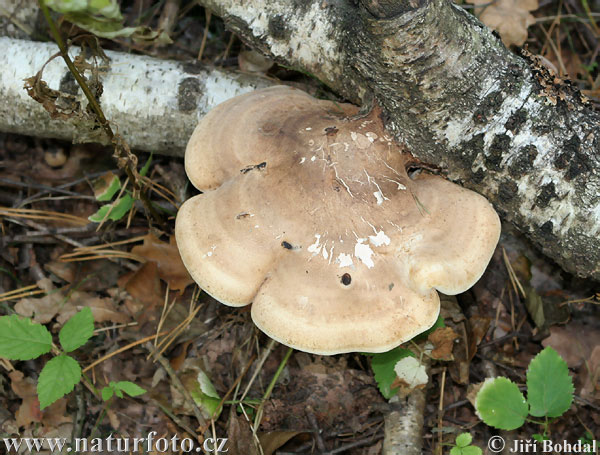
[176,86,500,355]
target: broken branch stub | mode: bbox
[176,86,500,355]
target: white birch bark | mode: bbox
[0,36,271,156]
[197,0,600,281]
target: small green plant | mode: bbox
[0,308,146,409]
[89,154,152,223]
[0,308,93,409]
[101,381,146,401]
[450,433,482,455]
[475,346,574,437]
[369,316,444,399]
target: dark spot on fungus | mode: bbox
[177,77,201,112]
[240,162,267,174]
[535,183,557,208]
[508,145,538,178]
[281,241,293,249]
[341,273,352,286]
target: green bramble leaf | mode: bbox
[475,377,528,430]
[0,315,52,360]
[114,381,146,397]
[59,307,94,352]
[101,386,114,401]
[37,355,81,409]
[370,347,414,399]
[526,346,574,418]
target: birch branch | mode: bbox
[0,36,271,156]
[198,0,600,281]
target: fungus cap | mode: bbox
[176,86,500,355]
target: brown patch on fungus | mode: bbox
[176,86,501,355]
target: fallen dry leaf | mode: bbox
[15,292,64,324]
[118,261,163,309]
[131,234,193,291]
[10,370,43,427]
[258,430,302,455]
[429,327,459,361]
[56,291,130,325]
[467,0,538,47]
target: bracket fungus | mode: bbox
[176,86,500,355]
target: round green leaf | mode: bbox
[526,346,574,418]
[475,377,528,430]
[450,447,462,455]
[456,433,473,448]
[59,307,94,352]
[0,315,52,360]
[462,446,483,455]
[37,355,81,409]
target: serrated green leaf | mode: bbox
[88,194,134,223]
[456,433,473,448]
[475,377,528,430]
[450,447,462,455]
[526,346,574,418]
[462,446,482,455]
[59,307,94,352]
[101,386,114,401]
[37,355,81,409]
[371,347,414,399]
[0,315,52,360]
[115,381,146,397]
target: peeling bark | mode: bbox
[0,37,271,155]
[198,0,600,281]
